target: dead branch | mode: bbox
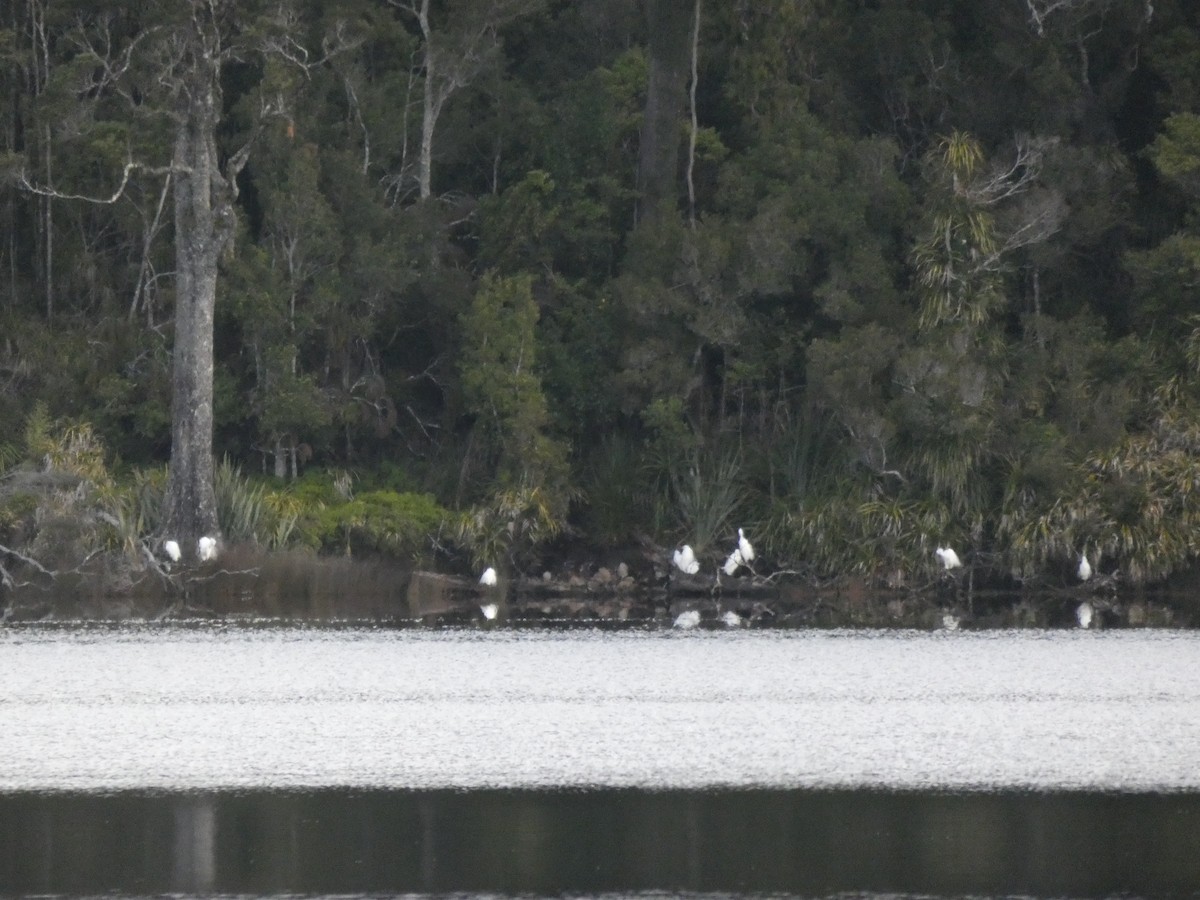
[1025,0,1153,37]
[67,15,154,109]
[967,135,1058,206]
[129,169,174,321]
[0,543,55,590]
[186,567,262,583]
[263,9,362,76]
[18,160,176,205]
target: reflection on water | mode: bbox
[2,624,1199,793]
[1,623,1199,898]
[2,788,1200,897]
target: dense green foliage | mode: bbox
[3,0,1200,587]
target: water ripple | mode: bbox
[1,625,1198,793]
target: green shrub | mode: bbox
[298,489,447,560]
[0,491,39,542]
[455,484,566,571]
[288,469,344,507]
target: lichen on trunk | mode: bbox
[161,52,233,551]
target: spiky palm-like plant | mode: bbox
[456,483,567,573]
[670,451,744,556]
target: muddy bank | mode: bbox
[1,544,1194,629]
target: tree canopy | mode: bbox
[2,0,1200,589]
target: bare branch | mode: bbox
[0,542,54,580]
[17,160,176,205]
[1026,0,1080,36]
[965,135,1058,206]
[130,170,174,321]
[66,15,155,110]
[404,403,439,442]
[263,8,362,76]
[187,566,263,583]
[342,75,371,175]
[401,353,444,386]
[224,93,288,188]
[995,189,1067,256]
[1025,0,1153,37]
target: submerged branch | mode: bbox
[0,542,54,579]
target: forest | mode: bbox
[2,0,1200,597]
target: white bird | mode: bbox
[723,548,744,576]
[673,609,701,629]
[479,566,498,586]
[163,540,181,563]
[737,528,755,563]
[721,610,744,628]
[935,546,962,570]
[672,544,700,575]
[480,602,499,621]
[197,536,217,561]
[1076,601,1094,629]
[941,613,960,631]
[1077,553,1092,581]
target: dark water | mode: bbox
[3,788,1199,897]
[2,624,1199,897]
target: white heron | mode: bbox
[1076,600,1094,629]
[163,540,181,563]
[480,602,499,621]
[721,610,744,628]
[197,536,218,561]
[737,528,755,563]
[673,609,701,629]
[672,545,700,575]
[1077,553,1092,581]
[479,567,498,586]
[935,546,963,570]
[723,548,744,576]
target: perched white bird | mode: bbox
[737,528,755,563]
[163,540,181,563]
[723,549,744,576]
[480,602,499,621]
[197,536,217,561]
[1076,600,1094,629]
[479,567,498,586]
[720,610,744,628]
[672,544,700,575]
[1077,553,1092,581]
[935,546,963,570]
[673,609,701,629]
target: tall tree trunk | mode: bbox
[392,0,541,202]
[636,0,693,222]
[686,0,701,229]
[273,437,287,479]
[419,37,436,200]
[401,0,436,201]
[162,72,231,551]
[42,127,52,319]
[29,0,53,318]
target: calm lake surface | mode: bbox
[1,623,1198,897]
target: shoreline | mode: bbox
[1,545,1193,629]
